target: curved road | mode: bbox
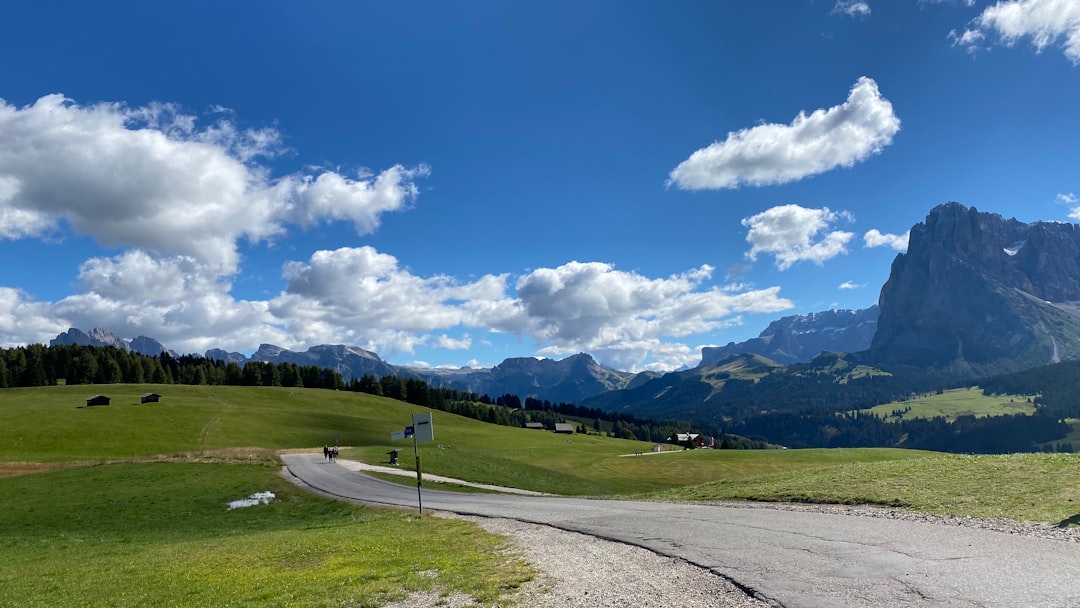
[282,454,1080,608]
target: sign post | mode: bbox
[390,412,434,513]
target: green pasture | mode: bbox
[0,383,416,462]
[0,455,532,608]
[655,452,1080,525]
[352,443,936,496]
[3,382,1079,608]
[860,387,1037,421]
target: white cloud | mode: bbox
[833,1,871,17]
[270,246,519,355]
[863,228,910,251]
[285,164,430,234]
[0,250,285,353]
[54,251,284,354]
[435,334,472,350]
[514,261,792,370]
[0,94,426,274]
[742,205,855,270]
[0,243,798,371]
[838,281,862,290]
[668,77,900,190]
[0,288,66,347]
[1057,192,1078,204]
[953,0,1080,64]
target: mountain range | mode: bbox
[47,202,1080,418]
[700,306,879,366]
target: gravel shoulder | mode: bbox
[384,503,1079,608]
[385,513,774,608]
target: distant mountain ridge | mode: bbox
[47,328,653,404]
[57,203,1080,414]
[50,327,172,357]
[700,306,879,366]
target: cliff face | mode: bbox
[869,202,1080,372]
[700,306,878,366]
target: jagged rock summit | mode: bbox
[869,202,1080,373]
[700,306,879,366]
[50,327,171,356]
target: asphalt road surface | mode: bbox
[282,453,1080,608]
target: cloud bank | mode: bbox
[0,94,426,274]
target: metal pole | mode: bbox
[413,432,422,514]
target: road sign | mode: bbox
[412,412,434,442]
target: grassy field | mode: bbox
[860,387,1037,421]
[3,382,1079,606]
[0,451,532,608]
[654,452,1080,525]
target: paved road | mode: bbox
[282,454,1080,608]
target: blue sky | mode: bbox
[2,0,1079,372]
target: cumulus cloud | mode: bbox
[863,228,910,251]
[514,261,792,370]
[55,251,285,353]
[0,241,800,370]
[1057,192,1078,205]
[838,281,862,290]
[833,1,871,17]
[0,94,426,274]
[269,246,521,354]
[668,77,900,190]
[742,205,855,270]
[0,288,66,347]
[952,0,1080,64]
[267,250,794,369]
[0,251,286,353]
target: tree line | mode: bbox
[726,409,1072,453]
[0,344,765,449]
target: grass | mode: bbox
[352,443,938,497]
[654,452,1080,524]
[3,379,1079,606]
[860,387,1037,421]
[0,453,533,608]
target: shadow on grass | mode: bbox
[1056,513,1080,528]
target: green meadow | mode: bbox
[860,387,1037,421]
[2,383,1079,607]
[0,456,532,608]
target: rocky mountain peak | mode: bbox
[869,202,1080,372]
[50,327,131,351]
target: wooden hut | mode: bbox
[140,393,161,404]
[85,395,110,407]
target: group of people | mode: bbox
[323,445,339,462]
